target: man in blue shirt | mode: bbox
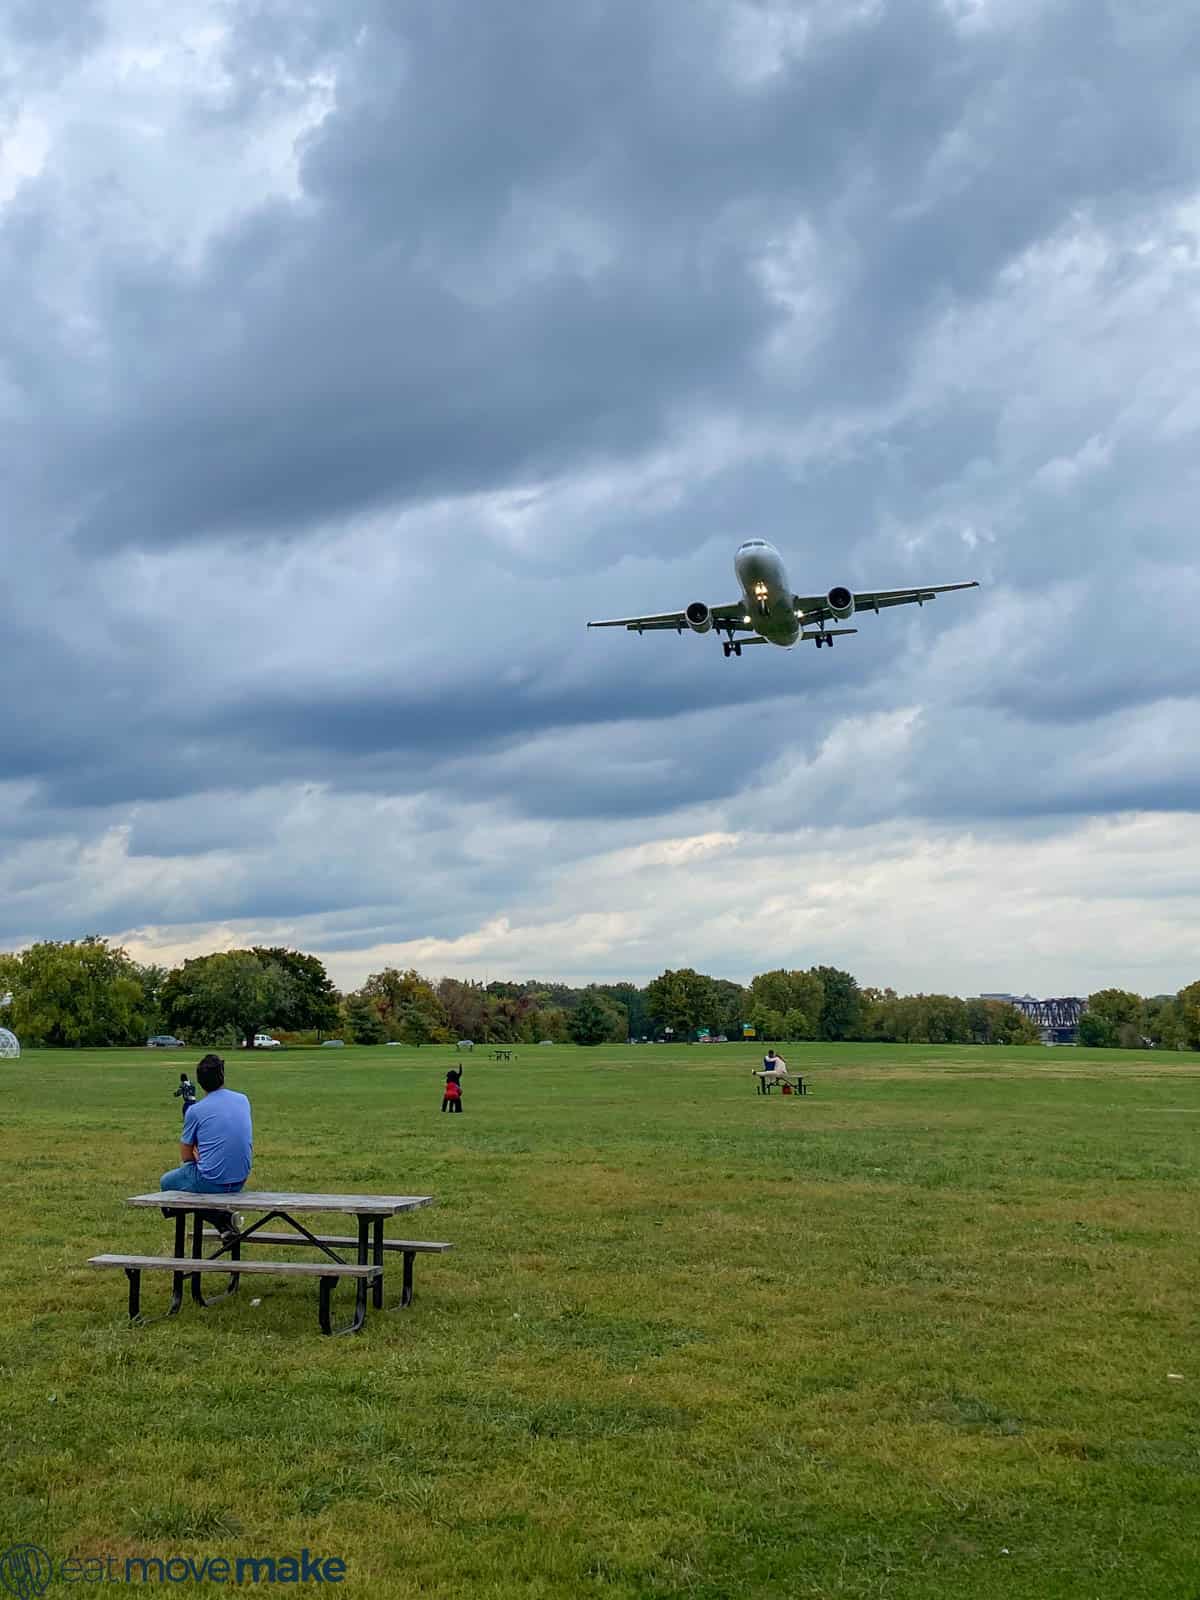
[160,1054,253,1244]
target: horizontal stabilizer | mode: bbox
[801,628,858,641]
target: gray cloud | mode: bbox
[2,0,1200,988]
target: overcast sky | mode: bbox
[3,0,1199,998]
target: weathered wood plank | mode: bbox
[125,1192,434,1214]
[89,1254,380,1278]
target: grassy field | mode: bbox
[1,1041,1198,1598]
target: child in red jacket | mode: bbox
[441,1067,463,1113]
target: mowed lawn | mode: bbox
[2,1043,1199,1599]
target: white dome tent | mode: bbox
[0,1027,19,1059]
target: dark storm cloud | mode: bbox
[1,0,1191,560]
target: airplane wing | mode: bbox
[587,602,757,635]
[794,581,979,625]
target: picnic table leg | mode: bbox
[124,1263,192,1324]
[167,1211,187,1316]
[371,1217,384,1309]
[318,1274,369,1337]
[401,1250,415,1308]
[315,1215,372,1335]
[189,1212,241,1306]
[355,1214,371,1326]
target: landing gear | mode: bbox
[814,633,833,648]
[722,639,743,658]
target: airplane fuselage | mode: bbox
[734,539,799,647]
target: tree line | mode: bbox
[2,937,1199,1051]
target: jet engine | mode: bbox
[685,601,713,634]
[826,585,855,621]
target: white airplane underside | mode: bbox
[588,539,978,657]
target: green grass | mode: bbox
[2,1041,1199,1597]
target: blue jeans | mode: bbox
[160,1162,246,1195]
[159,1163,246,1231]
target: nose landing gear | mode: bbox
[722,640,743,658]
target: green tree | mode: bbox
[568,987,626,1045]
[644,968,718,1037]
[527,1004,569,1042]
[748,1004,785,1042]
[860,987,897,1040]
[251,947,340,1036]
[436,978,490,1041]
[810,966,863,1040]
[358,967,451,1042]
[346,995,387,1045]
[709,979,748,1038]
[918,994,971,1044]
[1177,980,1200,1050]
[162,950,299,1049]
[1079,988,1145,1049]
[398,1008,437,1046]
[986,1001,1039,1045]
[1144,995,1183,1050]
[0,952,21,1015]
[748,970,823,1039]
[1077,1011,1113,1048]
[780,1008,810,1040]
[1,937,154,1046]
[132,962,169,1036]
[597,982,651,1039]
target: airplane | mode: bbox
[588,539,978,657]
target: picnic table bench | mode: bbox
[89,1191,449,1336]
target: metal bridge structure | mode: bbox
[1011,997,1085,1044]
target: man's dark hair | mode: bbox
[196,1054,225,1092]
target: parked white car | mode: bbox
[253,1033,282,1049]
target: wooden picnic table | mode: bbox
[93,1191,440,1335]
[489,1048,514,1060]
[754,1071,807,1095]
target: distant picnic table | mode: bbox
[89,1191,451,1336]
[754,1071,807,1096]
[489,1049,515,1061]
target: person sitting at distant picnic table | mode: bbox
[761,1049,788,1075]
[159,1054,253,1246]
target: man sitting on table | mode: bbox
[159,1054,252,1246]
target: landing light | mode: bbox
[743,615,751,624]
